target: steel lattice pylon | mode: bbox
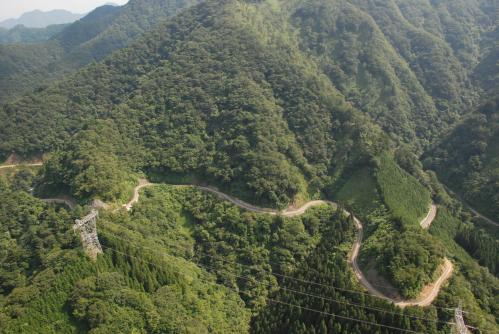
[455,303,470,334]
[74,210,102,260]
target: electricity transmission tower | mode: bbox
[455,303,470,334]
[74,209,102,260]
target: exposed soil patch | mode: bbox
[365,262,401,300]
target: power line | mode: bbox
[117,184,462,314]
[99,230,458,327]
[200,256,458,327]
[99,225,458,314]
[99,227,381,297]
[100,244,429,334]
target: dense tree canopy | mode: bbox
[0,24,68,44]
[426,96,499,221]
[0,0,498,333]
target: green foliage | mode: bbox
[427,96,499,221]
[331,161,442,298]
[429,207,498,332]
[376,153,431,226]
[455,225,498,276]
[0,0,200,102]
[0,41,64,102]
[379,231,444,298]
[0,177,77,295]
[0,1,497,332]
[131,185,454,333]
[1,0,389,207]
[1,174,497,333]
[0,180,250,333]
[0,24,68,44]
[38,121,137,202]
[331,167,382,217]
[3,0,494,148]
[473,26,498,96]
[251,213,444,334]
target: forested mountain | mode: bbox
[0,24,68,44]
[0,0,495,139]
[474,26,499,97]
[0,0,200,102]
[0,0,498,333]
[1,171,498,333]
[1,0,497,200]
[0,9,84,29]
[426,96,499,222]
[1,0,391,208]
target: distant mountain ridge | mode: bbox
[0,0,200,102]
[0,9,84,29]
[0,24,68,44]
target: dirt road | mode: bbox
[41,198,77,210]
[0,162,452,308]
[0,163,43,169]
[442,184,499,227]
[124,178,153,211]
[126,179,451,307]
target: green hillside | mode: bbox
[1,167,498,333]
[1,0,496,144]
[426,96,499,221]
[1,0,389,208]
[376,153,431,226]
[0,179,250,333]
[0,1,200,102]
[3,0,494,204]
[0,24,68,44]
[0,0,498,333]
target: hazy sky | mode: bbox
[0,0,129,21]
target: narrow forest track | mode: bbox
[466,206,499,227]
[126,179,452,308]
[0,163,43,170]
[41,198,77,210]
[124,178,152,211]
[442,184,499,227]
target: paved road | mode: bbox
[420,204,438,229]
[126,179,451,307]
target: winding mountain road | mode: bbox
[126,179,451,307]
[420,204,438,229]
[1,162,453,307]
